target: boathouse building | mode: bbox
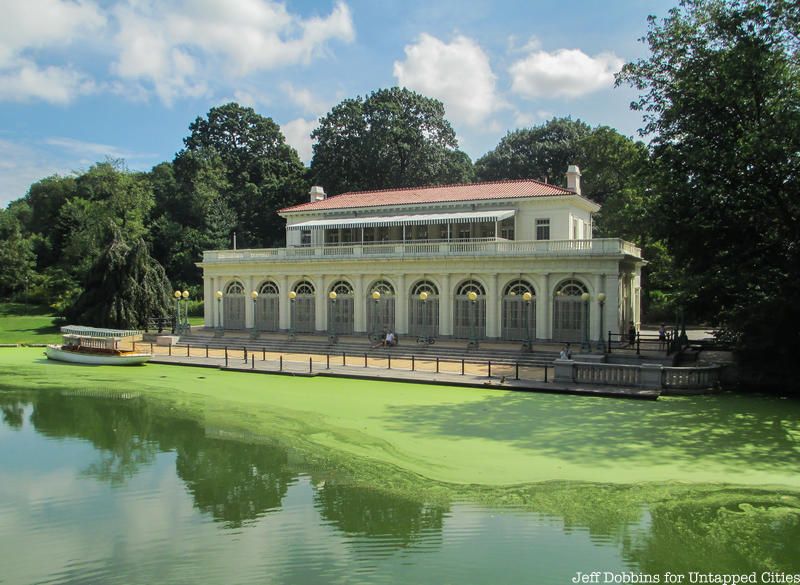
[199,166,643,343]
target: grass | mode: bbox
[0,303,204,344]
[0,303,61,344]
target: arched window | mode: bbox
[291,280,316,333]
[367,280,396,336]
[553,278,589,342]
[258,281,279,295]
[369,280,395,296]
[504,280,534,297]
[329,280,354,296]
[223,281,245,329]
[254,280,279,332]
[408,280,439,337]
[456,279,486,297]
[556,279,588,297]
[328,280,354,335]
[411,280,439,297]
[294,280,315,295]
[502,279,536,341]
[453,279,486,339]
[225,281,245,295]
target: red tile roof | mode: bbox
[280,179,576,213]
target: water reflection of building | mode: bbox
[200,166,643,342]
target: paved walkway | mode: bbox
[150,353,661,400]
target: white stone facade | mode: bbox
[198,172,643,343]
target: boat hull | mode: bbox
[45,346,151,365]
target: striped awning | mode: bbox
[287,209,515,231]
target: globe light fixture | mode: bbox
[419,291,428,302]
[371,291,381,301]
[522,291,532,302]
[250,290,258,300]
[288,291,297,300]
[467,291,478,302]
[174,290,181,299]
[182,290,189,299]
[329,291,337,300]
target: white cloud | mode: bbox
[393,33,500,126]
[44,137,152,161]
[0,60,95,104]
[281,118,317,164]
[280,83,328,115]
[509,48,624,99]
[0,0,104,103]
[111,0,355,104]
[0,0,106,67]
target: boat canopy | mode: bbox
[61,325,143,338]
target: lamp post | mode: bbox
[214,290,223,336]
[467,290,479,348]
[522,291,533,352]
[596,292,606,353]
[328,291,338,343]
[173,290,181,334]
[371,290,381,341]
[288,291,297,340]
[250,290,259,338]
[581,292,590,351]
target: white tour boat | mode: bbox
[45,326,152,365]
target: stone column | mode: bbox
[279,275,290,331]
[245,275,255,328]
[540,273,551,340]
[395,273,407,334]
[203,272,212,328]
[440,273,452,336]
[486,273,500,338]
[316,274,327,333]
[355,273,366,334]
[605,272,622,335]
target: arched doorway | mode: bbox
[254,280,279,332]
[292,280,316,333]
[223,280,246,329]
[502,279,536,341]
[366,280,395,337]
[328,280,354,336]
[453,279,486,340]
[408,280,439,338]
[553,279,589,342]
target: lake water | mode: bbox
[1,385,799,585]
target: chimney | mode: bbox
[566,165,581,195]
[309,185,326,202]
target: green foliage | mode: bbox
[0,206,36,298]
[180,103,307,248]
[475,118,592,187]
[310,87,473,195]
[66,230,172,329]
[618,0,800,383]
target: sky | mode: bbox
[0,0,678,207]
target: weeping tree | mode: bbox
[66,228,172,329]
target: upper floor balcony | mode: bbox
[201,238,642,264]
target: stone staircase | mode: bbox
[175,329,559,367]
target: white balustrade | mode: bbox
[202,238,642,263]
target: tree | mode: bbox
[310,87,473,195]
[617,0,800,386]
[180,103,307,248]
[66,229,172,329]
[0,206,36,298]
[475,118,591,188]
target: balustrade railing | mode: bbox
[574,362,642,386]
[203,238,641,263]
[662,365,721,390]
